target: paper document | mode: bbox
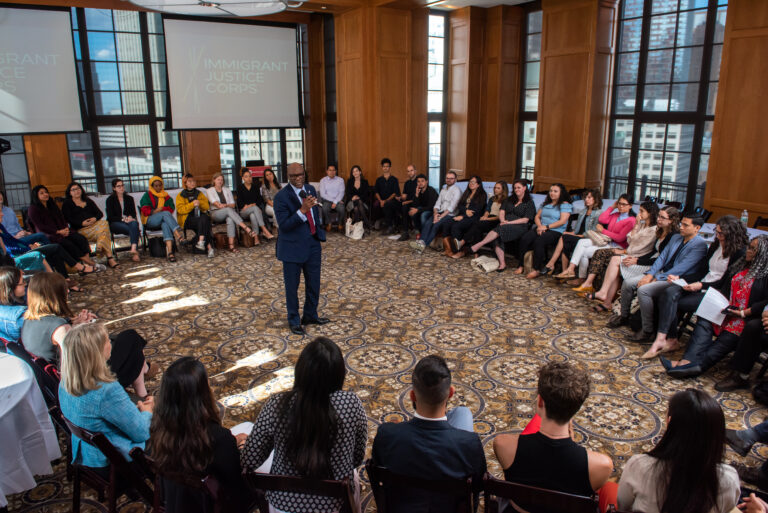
[230,421,254,436]
[671,278,688,287]
[695,287,730,325]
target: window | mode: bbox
[518,8,542,181]
[324,14,338,169]
[427,12,448,188]
[605,0,727,208]
[67,8,182,193]
[0,136,31,209]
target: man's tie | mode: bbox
[306,205,316,235]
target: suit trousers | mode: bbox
[729,318,768,374]
[282,240,322,326]
[517,228,562,271]
[637,280,677,333]
[681,318,740,371]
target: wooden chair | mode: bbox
[130,447,231,513]
[5,341,59,408]
[244,471,359,513]
[483,474,600,513]
[366,460,474,513]
[754,216,768,230]
[61,416,154,513]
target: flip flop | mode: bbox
[591,304,610,313]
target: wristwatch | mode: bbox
[545,224,550,230]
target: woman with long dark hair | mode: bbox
[241,337,367,513]
[617,389,739,513]
[451,180,508,258]
[261,168,282,228]
[149,357,251,512]
[443,175,487,256]
[0,266,26,342]
[345,165,370,228]
[517,183,573,277]
[62,181,118,268]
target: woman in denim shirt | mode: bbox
[516,183,573,277]
[58,322,153,476]
[0,266,26,342]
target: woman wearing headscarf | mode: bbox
[139,176,185,262]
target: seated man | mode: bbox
[398,164,418,233]
[399,174,437,241]
[409,171,460,253]
[318,163,345,231]
[374,158,401,232]
[628,216,708,342]
[371,355,486,512]
[494,361,614,512]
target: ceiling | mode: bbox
[430,0,529,10]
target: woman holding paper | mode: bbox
[149,356,252,513]
[644,215,749,358]
[661,235,768,379]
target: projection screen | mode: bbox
[0,7,83,134]
[163,18,301,129]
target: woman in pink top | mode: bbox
[557,194,636,287]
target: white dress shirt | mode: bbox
[434,184,462,215]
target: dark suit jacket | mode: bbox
[105,194,138,224]
[371,417,487,513]
[274,184,326,263]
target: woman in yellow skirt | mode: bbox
[62,182,119,268]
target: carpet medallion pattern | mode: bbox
[6,233,768,512]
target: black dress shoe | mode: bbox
[667,363,702,379]
[733,463,768,489]
[606,315,629,328]
[289,325,306,335]
[715,372,750,393]
[301,317,330,325]
[658,355,673,371]
[726,429,755,457]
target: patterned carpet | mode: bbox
[7,232,768,512]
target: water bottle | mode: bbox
[741,209,749,226]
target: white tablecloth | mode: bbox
[0,352,61,507]
[700,222,768,240]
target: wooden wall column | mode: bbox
[535,0,617,192]
[334,5,427,182]
[704,1,768,223]
[24,134,72,197]
[446,6,523,183]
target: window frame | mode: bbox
[517,1,542,181]
[427,10,449,188]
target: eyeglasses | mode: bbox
[617,202,631,207]
[288,174,303,178]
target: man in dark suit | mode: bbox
[274,162,329,335]
[371,355,486,512]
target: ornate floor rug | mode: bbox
[7,233,768,512]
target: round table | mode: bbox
[0,352,61,508]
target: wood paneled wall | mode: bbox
[334,6,427,182]
[535,0,617,192]
[180,131,221,185]
[24,135,72,198]
[305,13,328,181]
[704,0,768,223]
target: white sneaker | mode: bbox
[94,263,107,272]
[207,247,215,258]
[195,240,206,251]
[455,239,464,250]
[409,240,426,254]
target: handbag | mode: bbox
[148,237,166,257]
[345,218,364,240]
[471,255,500,273]
[586,229,612,247]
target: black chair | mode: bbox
[665,201,682,210]
[483,474,601,513]
[366,460,474,513]
[131,447,233,513]
[693,206,712,222]
[754,216,768,229]
[61,416,154,513]
[5,341,59,407]
[244,470,359,513]
[47,405,74,481]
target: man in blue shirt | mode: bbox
[628,216,708,342]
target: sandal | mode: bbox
[167,253,177,263]
[107,257,119,268]
[229,245,239,253]
[585,292,600,301]
[591,303,610,313]
[78,264,96,275]
[68,282,84,293]
[145,360,160,380]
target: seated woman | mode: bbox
[28,185,98,270]
[443,175,487,256]
[517,183,572,278]
[0,189,49,246]
[662,235,768,379]
[241,337,367,513]
[105,179,141,262]
[557,195,635,287]
[578,201,659,306]
[139,176,185,263]
[58,322,154,480]
[715,309,768,392]
[541,189,603,275]
[62,182,118,268]
[0,266,26,342]
[261,168,282,228]
[604,206,680,330]
[176,174,214,258]
[207,173,255,252]
[21,272,156,397]
[467,180,535,270]
[451,181,507,259]
[345,165,370,228]
[617,389,739,513]
[236,168,274,242]
[644,215,749,358]
[149,357,252,513]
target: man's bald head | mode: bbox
[287,162,305,188]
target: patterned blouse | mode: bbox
[501,198,536,223]
[261,184,281,203]
[241,390,367,512]
[721,269,754,336]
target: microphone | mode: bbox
[299,190,307,199]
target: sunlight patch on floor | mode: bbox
[212,349,279,378]
[122,286,182,304]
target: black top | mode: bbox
[162,422,252,513]
[61,198,104,230]
[371,417,486,513]
[236,183,265,210]
[105,194,137,224]
[402,178,418,201]
[375,175,400,201]
[345,177,370,204]
[412,186,439,212]
[501,198,536,223]
[503,432,593,511]
[457,190,488,217]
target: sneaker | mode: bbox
[409,240,426,254]
[94,263,107,272]
[455,239,464,250]
[606,314,629,328]
[195,240,206,251]
[207,247,215,258]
